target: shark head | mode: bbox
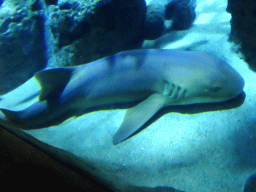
[166,53,245,105]
[113,51,245,145]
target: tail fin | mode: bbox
[0,109,31,129]
[0,108,22,121]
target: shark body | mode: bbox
[0,49,245,144]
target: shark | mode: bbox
[0,49,245,145]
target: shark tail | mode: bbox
[1,109,21,121]
[0,109,28,128]
[0,108,33,129]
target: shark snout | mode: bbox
[223,65,245,99]
[231,74,245,98]
[206,62,245,102]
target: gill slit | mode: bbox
[163,81,186,101]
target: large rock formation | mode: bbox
[144,0,196,39]
[227,0,256,71]
[0,0,47,94]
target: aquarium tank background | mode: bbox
[0,0,255,191]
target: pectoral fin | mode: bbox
[113,93,167,145]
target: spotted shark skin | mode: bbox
[0,49,245,144]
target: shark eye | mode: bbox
[211,86,221,92]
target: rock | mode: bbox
[144,3,166,40]
[143,0,196,40]
[227,0,256,71]
[165,0,196,30]
[46,0,147,67]
[0,0,47,94]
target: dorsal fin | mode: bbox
[34,68,74,102]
